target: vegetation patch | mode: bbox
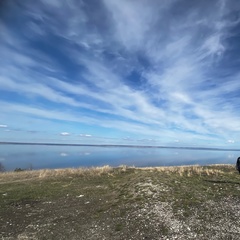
[0,164,240,239]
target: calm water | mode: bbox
[0,144,239,171]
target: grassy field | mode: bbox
[0,165,240,239]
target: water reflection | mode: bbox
[60,153,68,157]
[0,144,239,171]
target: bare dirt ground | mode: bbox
[1,165,240,239]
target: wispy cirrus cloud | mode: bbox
[1,0,240,147]
[80,134,92,137]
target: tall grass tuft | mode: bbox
[0,164,233,184]
[0,165,114,183]
[136,165,226,176]
[37,165,114,178]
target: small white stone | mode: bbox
[77,195,84,198]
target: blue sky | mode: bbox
[0,0,240,147]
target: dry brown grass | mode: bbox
[136,165,229,176]
[38,165,114,178]
[0,164,233,184]
[0,165,114,183]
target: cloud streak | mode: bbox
[1,0,240,147]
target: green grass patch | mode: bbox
[0,165,240,239]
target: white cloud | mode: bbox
[1,0,240,146]
[0,125,7,128]
[80,134,92,137]
[202,33,225,57]
[85,134,92,137]
[60,132,70,136]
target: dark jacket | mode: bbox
[236,157,240,173]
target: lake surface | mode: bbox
[0,144,239,171]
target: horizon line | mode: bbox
[0,141,240,152]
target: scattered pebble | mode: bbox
[77,195,84,198]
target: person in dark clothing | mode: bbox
[236,157,240,174]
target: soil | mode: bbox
[0,165,240,239]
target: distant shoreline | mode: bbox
[0,141,240,152]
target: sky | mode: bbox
[0,0,240,148]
